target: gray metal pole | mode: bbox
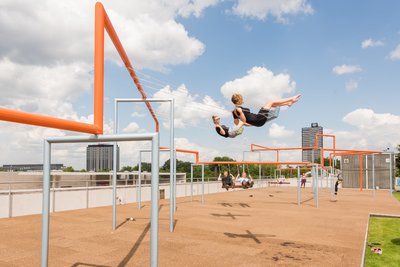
[8,183,12,218]
[315,165,319,208]
[190,165,193,201]
[113,98,118,230]
[112,142,117,231]
[389,153,393,194]
[41,141,51,267]
[365,155,368,190]
[372,154,375,197]
[297,166,300,207]
[202,164,205,206]
[169,99,174,232]
[258,152,261,188]
[173,151,177,212]
[138,153,142,209]
[150,134,159,267]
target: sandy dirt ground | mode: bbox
[0,187,399,267]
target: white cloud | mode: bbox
[361,38,384,49]
[343,108,400,130]
[389,45,400,61]
[332,64,362,75]
[153,85,229,128]
[122,122,144,133]
[345,80,359,92]
[232,0,313,22]
[220,66,296,108]
[268,123,294,138]
[0,1,207,70]
[131,112,146,118]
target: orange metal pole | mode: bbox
[102,6,159,132]
[94,3,105,133]
[0,108,100,134]
[197,161,312,165]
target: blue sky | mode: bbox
[1,0,400,168]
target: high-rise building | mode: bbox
[302,123,323,163]
[86,144,119,172]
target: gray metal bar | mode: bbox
[258,152,261,188]
[138,153,142,209]
[365,155,368,190]
[40,133,159,267]
[150,134,159,267]
[389,153,393,194]
[41,140,51,267]
[202,164,204,206]
[315,165,319,208]
[112,142,117,231]
[46,133,155,143]
[169,99,174,232]
[8,183,12,218]
[190,165,193,201]
[115,98,173,103]
[173,151,177,212]
[372,154,375,197]
[297,166,300,207]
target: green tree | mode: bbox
[133,162,152,172]
[120,165,134,172]
[63,166,75,172]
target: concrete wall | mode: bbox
[0,177,338,219]
[0,181,264,219]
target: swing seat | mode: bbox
[266,107,280,122]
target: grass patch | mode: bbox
[393,191,400,202]
[364,216,400,267]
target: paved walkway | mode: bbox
[0,187,399,266]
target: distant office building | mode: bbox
[302,123,323,162]
[86,144,119,172]
[1,164,64,172]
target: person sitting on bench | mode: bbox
[235,171,254,188]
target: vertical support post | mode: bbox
[359,155,363,192]
[365,155,369,190]
[297,166,300,207]
[86,181,89,209]
[150,134,159,267]
[8,183,12,218]
[112,142,117,231]
[315,165,319,208]
[138,153,142,209]
[201,164,205,206]
[372,154,375,197]
[173,151,177,212]
[258,152,261,188]
[389,153,393,194]
[41,140,51,267]
[169,99,175,232]
[190,165,193,201]
[113,98,118,230]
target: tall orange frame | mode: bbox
[0,2,158,134]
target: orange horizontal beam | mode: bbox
[197,161,312,165]
[160,146,199,163]
[0,108,101,134]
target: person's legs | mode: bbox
[263,94,301,109]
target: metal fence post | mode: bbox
[41,140,51,267]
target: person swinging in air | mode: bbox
[231,93,301,127]
[212,115,247,138]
